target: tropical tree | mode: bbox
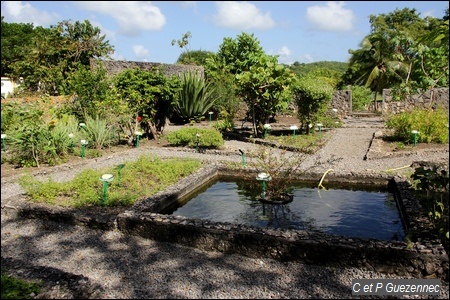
[111,67,180,141]
[5,19,114,95]
[343,7,448,105]
[207,32,294,137]
[292,76,334,134]
[347,33,406,106]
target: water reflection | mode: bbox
[162,178,405,241]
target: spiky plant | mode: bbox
[173,71,218,123]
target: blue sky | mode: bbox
[1,1,448,64]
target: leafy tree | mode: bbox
[112,67,181,140]
[5,19,113,95]
[61,62,111,120]
[235,54,295,137]
[0,16,38,77]
[343,7,448,105]
[207,32,294,137]
[292,76,333,134]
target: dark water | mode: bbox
[162,178,405,241]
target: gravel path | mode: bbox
[1,116,449,299]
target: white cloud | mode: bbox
[306,1,354,32]
[132,45,150,59]
[277,46,292,58]
[74,1,166,36]
[1,1,59,26]
[213,1,275,30]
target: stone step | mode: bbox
[350,112,381,118]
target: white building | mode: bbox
[1,77,23,98]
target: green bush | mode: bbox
[81,115,116,149]
[386,107,449,144]
[165,127,224,148]
[345,85,373,111]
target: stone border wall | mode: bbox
[11,164,448,280]
[381,88,449,114]
[331,88,449,118]
[116,164,448,280]
[90,59,204,78]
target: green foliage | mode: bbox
[81,115,115,150]
[345,85,373,111]
[62,63,111,119]
[292,76,334,134]
[112,67,180,138]
[265,132,328,154]
[410,164,449,240]
[212,117,235,133]
[1,101,24,133]
[172,71,218,123]
[165,128,224,149]
[385,107,449,144]
[6,103,53,167]
[206,71,242,122]
[5,19,113,95]
[343,7,448,96]
[177,50,215,66]
[289,62,347,89]
[1,272,42,299]
[19,155,203,208]
[1,16,36,77]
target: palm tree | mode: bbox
[348,33,407,109]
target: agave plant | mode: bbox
[173,71,218,123]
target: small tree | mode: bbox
[292,76,333,134]
[112,67,180,140]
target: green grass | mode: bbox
[1,272,42,299]
[19,154,204,208]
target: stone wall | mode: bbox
[330,90,352,118]
[90,59,204,78]
[12,163,448,280]
[381,88,449,114]
[331,88,449,118]
[116,164,448,280]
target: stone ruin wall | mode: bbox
[90,59,204,78]
[382,87,449,114]
[331,88,449,118]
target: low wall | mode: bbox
[116,165,448,280]
[13,164,448,280]
[90,59,204,78]
[331,88,449,118]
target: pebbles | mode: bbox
[1,116,449,299]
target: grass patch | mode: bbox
[19,154,203,208]
[1,271,42,299]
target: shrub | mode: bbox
[385,107,449,144]
[165,127,224,149]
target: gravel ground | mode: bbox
[1,116,449,299]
